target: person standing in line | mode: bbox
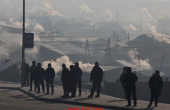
[148,70,163,107]
[61,64,70,97]
[88,62,103,98]
[45,63,55,95]
[36,63,45,93]
[124,67,138,107]
[21,61,30,87]
[69,65,77,97]
[120,67,128,100]
[75,62,83,96]
[29,61,37,92]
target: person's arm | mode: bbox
[149,77,152,89]
[100,68,103,82]
[42,69,45,80]
[160,77,163,89]
[52,69,55,79]
[61,70,63,81]
[90,69,94,82]
[134,73,138,82]
[80,68,83,76]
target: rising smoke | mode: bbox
[42,55,94,74]
[128,48,152,71]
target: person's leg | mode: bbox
[71,81,77,97]
[89,82,97,97]
[62,82,67,97]
[46,81,49,94]
[36,81,40,93]
[34,80,37,92]
[132,89,137,106]
[126,89,131,106]
[74,80,78,96]
[29,77,33,91]
[78,79,82,96]
[155,95,159,107]
[41,81,45,93]
[123,86,128,100]
[51,81,54,95]
[66,91,69,97]
[96,82,101,97]
[27,76,29,87]
[148,90,155,107]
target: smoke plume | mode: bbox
[128,49,152,71]
[42,55,94,74]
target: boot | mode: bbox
[79,92,81,97]
[88,94,93,98]
[95,95,100,98]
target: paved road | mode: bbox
[0,88,111,110]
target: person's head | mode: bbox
[62,64,66,69]
[123,67,128,73]
[95,62,99,67]
[155,70,160,76]
[75,62,79,67]
[32,61,36,65]
[48,63,51,68]
[123,67,128,71]
[37,63,41,68]
[127,67,132,73]
[70,65,74,71]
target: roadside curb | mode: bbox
[19,88,142,110]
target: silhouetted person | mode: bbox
[88,62,103,98]
[61,64,70,97]
[124,67,138,107]
[21,61,30,87]
[148,70,163,107]
[36,63,45,93]
[45,63,55,95]
[75,62,83,96]
[69,65,77,97]
[29,61,37,92]
[120,67,128,100]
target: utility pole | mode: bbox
[117,9,119,25]
[113,30,116,42]
[125,30,127,41]
[85,38,91,63]
[21,0,25,87]
[128,33,130,43]
[137,49,141,74]
[105,38,112,65]
[116,35,119,45]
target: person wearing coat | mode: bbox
[45,63,55,95]
[61,64,70,97]
[21,62,30,87]
[75,62,83,96]
[148,70,163,107]
[29,61,37,92]
[120,67,128,100]
[35,63,45,93]
[69,65,77,97]
[124,67,138,107]
[88,62,103,98]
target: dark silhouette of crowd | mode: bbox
[22,61,164,108]
[27,61,55,94]
[120,67,163,107]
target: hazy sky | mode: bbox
[1,0,170,23]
